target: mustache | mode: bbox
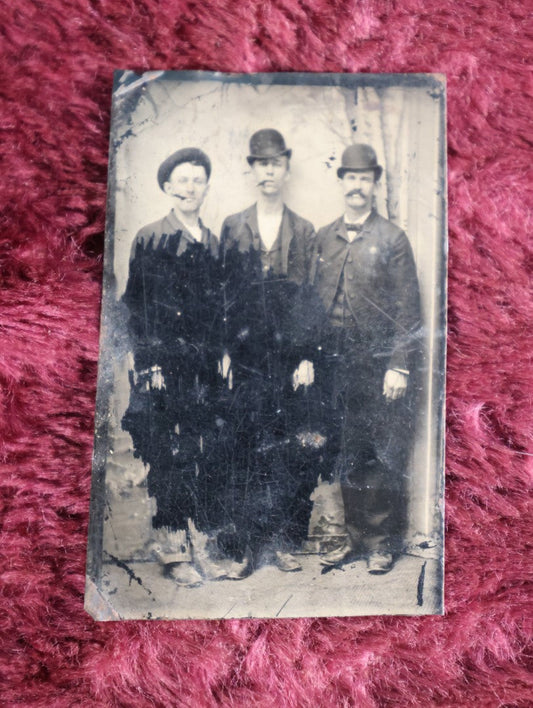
[346,189,365,198]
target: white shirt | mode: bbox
[257,209,283,251]
[344,210,372,242]
[186,223,203,242]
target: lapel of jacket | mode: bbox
[333,215,347,243]
[320,216,349,308]
[359,209,378,238]
[155,209,184,252]
[165,209,218,255]
[167,209,185,234]
[279,205,293,276]
[243,204,260,251]
[198,218,218,255]
[331,209,376,247]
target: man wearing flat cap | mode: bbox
[122,147,220,588]
[132,147,218,258]
[214,130,332,576]
[314,143,422,574]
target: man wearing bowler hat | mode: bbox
[122,147,220,588]
[220,129,315,284]
[314,143,422,574]
[215,130,327,575]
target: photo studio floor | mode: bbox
[92,550,441,621]
[87,434,442,621]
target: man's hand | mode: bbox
[149,366,165,390]
[218,351,233,389]
[130,360,166,390]
[135,365,165,390]
[292,360,315,390]
[383,369,408,402]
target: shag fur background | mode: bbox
[1,1,531,705]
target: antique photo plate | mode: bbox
[86,71,446,620]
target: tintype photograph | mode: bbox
[86,71,447,620]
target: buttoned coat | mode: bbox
[220,203,315,284]
[313,210,421,371]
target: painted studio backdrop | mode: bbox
[86,72,446,620]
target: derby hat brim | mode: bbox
[247,148,292,166]
[337,165,383,180]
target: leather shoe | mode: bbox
[319,542,353,566]
[274,551,302,572]
[225,558,252,580]
[164,562,203,587]
[366,551,393,574]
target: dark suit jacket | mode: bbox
[123,210,219,371]
[313,210,421,371]
[220,204,315,284]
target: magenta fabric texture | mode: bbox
[0,1,531,705]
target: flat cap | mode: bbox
[157,148,211,190]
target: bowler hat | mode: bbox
[247,129,292,165]
[157,148,211,190]
[337,144,383,180]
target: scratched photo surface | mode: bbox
[85,71,446,620]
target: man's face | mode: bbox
[164,162,209,213]
[340,170,376,211]
[251,156,290,196]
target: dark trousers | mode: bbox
[213,440,324,564]
[328,327,414,554]
[122,380,203,534]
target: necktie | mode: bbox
[345,223,363,233]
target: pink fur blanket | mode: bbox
[1,1,531,704]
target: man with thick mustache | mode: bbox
[314,144,422,574]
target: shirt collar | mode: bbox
[336,209,373,243]
[344,209,372,228]
[248,203,287,232]
[168,209,205,243]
